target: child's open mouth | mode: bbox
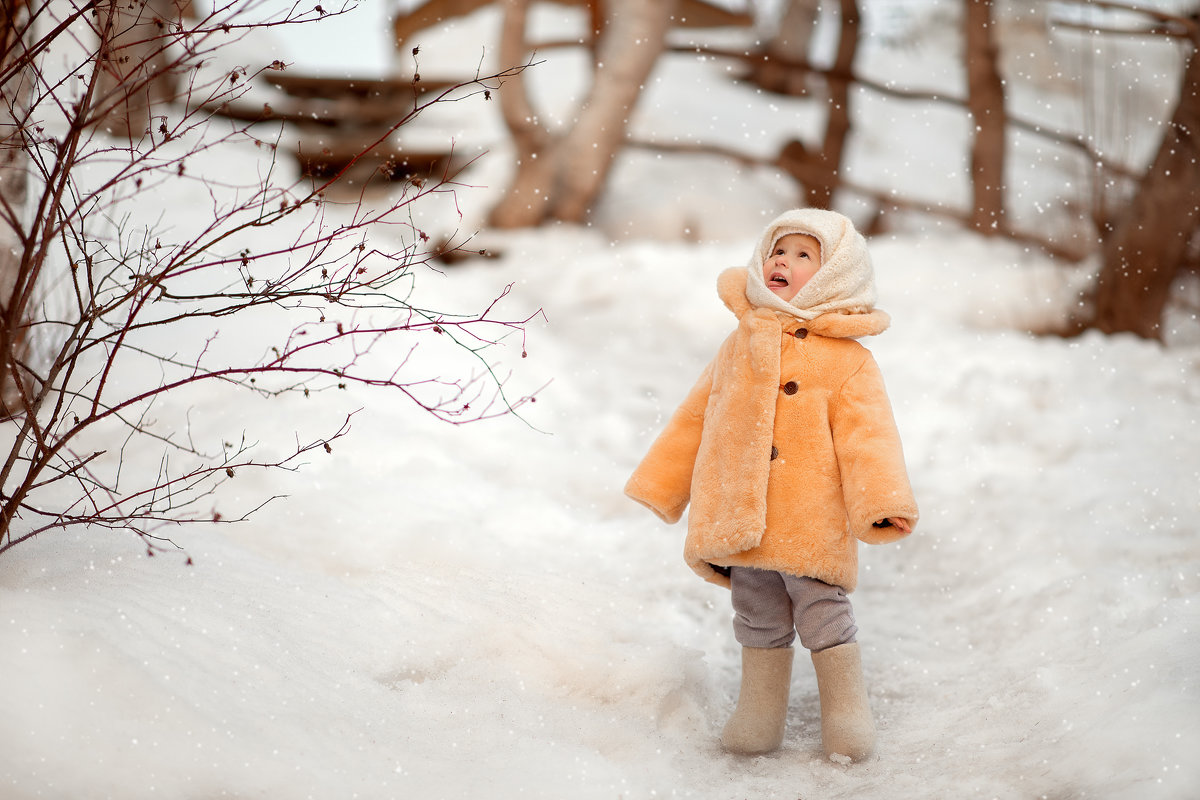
[768,272,789,289]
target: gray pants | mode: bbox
[730,567,858,652]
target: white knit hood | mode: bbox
[744,208,878,321]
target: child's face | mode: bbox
[763,233,821,302]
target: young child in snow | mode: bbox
[624,208,917,762]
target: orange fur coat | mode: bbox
[625,268,918,591]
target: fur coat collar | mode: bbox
[718,268,891,339]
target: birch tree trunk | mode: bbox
[488,0,558,228]
[756,0,820,95]
[488,0,675,227]
[965,0,1007,233]
[552,0,674,222]
[1088,41,1200,339]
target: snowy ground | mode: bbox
[3,2,1200,799]
[4,224,1198,799]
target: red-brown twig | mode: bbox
[0,0,540,557]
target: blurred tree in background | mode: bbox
[486,0,680,227]
[391,0,1198,341]
[1082,2,1199,339]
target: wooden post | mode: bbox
[802,0,858,209]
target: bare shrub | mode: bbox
[0,0,539,555]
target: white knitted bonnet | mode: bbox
[744,208,878,321]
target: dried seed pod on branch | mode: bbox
[0,0,541,556]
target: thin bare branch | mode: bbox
[0,0,541,555]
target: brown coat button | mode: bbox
[770,445,779,460]
[794,328,808,339]
[782,381,798,395]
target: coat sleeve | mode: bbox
[829,353,919,544]
[623,360,714,524]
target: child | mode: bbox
[624,208,917,762]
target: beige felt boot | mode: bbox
[721,646,794,754]
[811,642,877,761]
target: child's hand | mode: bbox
[872,517,912,534]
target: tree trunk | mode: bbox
[965,0,1007,233]
[488,0,674,227]
[1,0,31,417]
[551,0,674,222]
[754,0,820,95]
[1088,41,1200,339]
[802,0,858,209]
[488,0,558,228]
